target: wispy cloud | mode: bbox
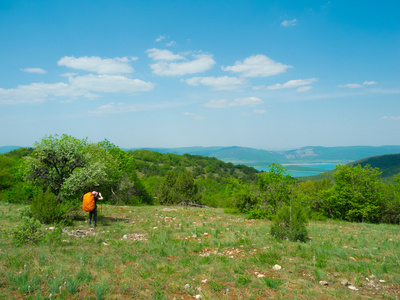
[281,18,297,27]
[296,86,313,92]
[338,81,378,88]
[185,76,247,90]
[338,83,364,88]
[183,112,204,120]
[147,48,184,61]
[267,78,317,90]
[89,102,170,115]
[204,97,263,108]
[21,68,47,74]
[69,74,154,93]
[382,115,400,120]
[222,54,292,77]
[0,74,154,105]
[203,99,230,108]
[58,56,136,74]
[253,109,266,114]
[230,97,263,107]
[148,50,216,76]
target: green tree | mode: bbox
[324,164,384,222]
[257,163,296,214]
[27,134,93,199]
[270,199,308,242]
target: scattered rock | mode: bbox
[185,284,190,289]
[257,274,265,278]
[272,264,282,271]
[201,279,208,284]
[349,257,356,261]
[162,208,177,212]
[379,280,386,283]
[121,233,148,241]
[195,295,202,299]
[102,242,108,246]
[369,274,376,279]
[319,281,329,286]
[348,285,358,291]
[341,280,350,286]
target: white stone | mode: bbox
[272,264,282,270]
[319,281,329,286]
[201,279,208,284]
[257,274,265,278]
[348,285,358,291]
[195,295,202,299]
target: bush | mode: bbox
[247,208,273,220]
[3,183,39,204]
[12,216,44,245]
[270,200,309,242]
[31,189,71,224]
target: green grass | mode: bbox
[0,202,399,299]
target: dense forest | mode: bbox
[1,135,400,232]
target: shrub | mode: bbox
[270,200,309,242]
[12,216,44,245]
[247,208,273,220]
[31,189,71,224]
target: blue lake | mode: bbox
[254,163,339,177]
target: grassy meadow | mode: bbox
[0,202,399,299]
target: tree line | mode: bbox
[1,135,399,229]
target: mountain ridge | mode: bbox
[2,145,400,165]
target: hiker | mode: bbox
[88,191,103,227]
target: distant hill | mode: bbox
[280,145,400,163]
[129,145,400,165]
[299,153,400,182]
[0,146,22,154]
[3,144,400,166]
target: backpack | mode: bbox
[82,192,95,212]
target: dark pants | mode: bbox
[88,205,97,226]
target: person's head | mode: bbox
[92,191,99,196]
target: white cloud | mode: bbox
[90,102,163,115]
[57,56,136,74]
[382,115,400,120]
[0,82,88,104]
[296,86,313,92]
[69,74,154,93]
[281,19,297,27]
[185,76,246,90]
[149,52,216,76]
[0,74,154,104]
[230,97,263,107]
[267,78,317,90]
[254,109,266,114]
[155,35,166,42]
[338,83,364,88]
[222,54,292,77]
[204,97,263,108]
[203,99,229,108]
[21,68,47,74]
[147,48,185,61]
[363,81,377,85]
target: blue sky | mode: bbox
[0,0,399,150]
